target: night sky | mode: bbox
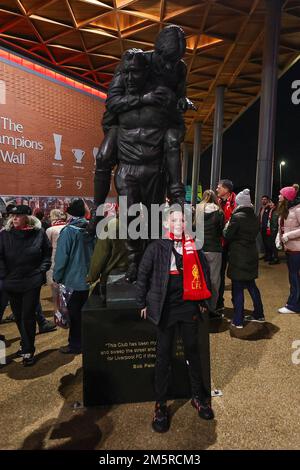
[199,58,300,200]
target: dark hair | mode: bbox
[219,179,233,192]
[33,209,44,220]
[200,189,220,206]
[5,203,16,214]
[262,195,270,200]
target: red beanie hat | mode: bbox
[280,186,297,201]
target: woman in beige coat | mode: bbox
[277,186,300,314]
[46,209,66,310]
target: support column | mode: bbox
[210,85,225,191]
[181,142,189,186]
[191,122,201,206]
[255,0,282,212]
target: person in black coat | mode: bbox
[223,189,264,328]
[266,200,279,265]
[196,190,225,319]
[136,209,214,433]
[0,205,52,365]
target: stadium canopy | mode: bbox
[0,0,299,206]
[0,0,299,149]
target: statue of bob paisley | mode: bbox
[94,25,195,282]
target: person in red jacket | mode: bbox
[216,179,236,312]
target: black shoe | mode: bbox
[215,303,224,313]
[125,263,137,283]
[152,403,169,433]
[59,345,81,355]
[0,334,5,341]
[244,315,266,323]
[209,311,223,320]
[22,353,35,367]
[38,320,56,334]
[191,398,214,420]
[269,259,280,265]
[16,347,24,357]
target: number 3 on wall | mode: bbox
[76,180,82,190]
[56,179,62,189]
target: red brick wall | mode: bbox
[0,59,106,199]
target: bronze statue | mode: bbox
[94,25,195,282]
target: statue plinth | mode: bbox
[82,270,211,406]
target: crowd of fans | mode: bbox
[0,180,299,431]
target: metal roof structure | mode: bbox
[0,0,299,148]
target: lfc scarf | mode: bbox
[219,192,236,223]
[219,192,236,246]
[52,220,66,227]
[167,231,211,301]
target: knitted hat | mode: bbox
[236,189,252,207]
[10,205,32,215]
[67,198,85,217]
[280,186,297,202]
[219,179,233,192]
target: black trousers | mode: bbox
[67,290,89,351]
[0,290,9,322]
[9,287,41,354]
[155,319,209,405]
[261,232,273,261]
[262,232,278,261]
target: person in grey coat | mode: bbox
[224,189,264,328]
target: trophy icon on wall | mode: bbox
[93,147,99,166]
[72,148,85,164]
[53,133,63,161]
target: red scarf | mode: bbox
[52,220,66,227]
[219,192,236,246]
[166,231,211,301]
[219,192,236,223]
[14,225,33,231]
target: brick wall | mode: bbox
[0,58,107,199]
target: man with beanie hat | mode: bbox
[66,198,86,218]
[223,189,264,328]
[216,179,237,313]
[277,186,300,313]
[53,198,95,353]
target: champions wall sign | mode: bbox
[0,51,110,199]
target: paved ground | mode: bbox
[0,257,299,450]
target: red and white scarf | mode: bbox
[166,231,211,301]
[52,219,66,227]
